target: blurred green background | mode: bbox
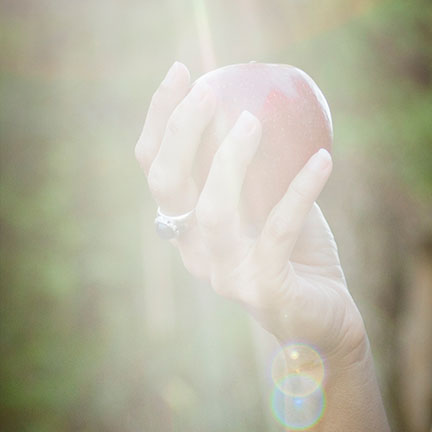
[1,0,431,431]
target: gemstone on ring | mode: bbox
[154,207,195,240]
[155,219,178,239]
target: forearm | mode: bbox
[306,339,390,431]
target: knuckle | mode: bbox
[134,142,151,170]
[166,115,182,137]
[196,201,228,230]
[211,274,232,298]
[183,258,208,279]
[195,201,218,229]
[148,164,185,199]
[232,149,251,168]
[214,147,233,167]
[216,139,253,169]
[147,165,170,198]
[267,214,295,239]
[150,88,167,112]
[236,289,258,308]
[289,179,310,202]
[134,141,144,163]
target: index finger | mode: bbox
[135,61,190,175]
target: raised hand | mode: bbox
[135,62,367,369]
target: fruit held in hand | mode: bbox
[193,62,333,232]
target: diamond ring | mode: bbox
[154,207,195,239]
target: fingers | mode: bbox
[196,111,262,263]
[256,149,333,276]
[148,81,218,214]
[135,62,191,175]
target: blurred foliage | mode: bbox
[0,0,431,431]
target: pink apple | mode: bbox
[193,62,333,232]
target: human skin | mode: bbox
[135,61,391,431]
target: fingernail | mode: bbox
[162,61,181,86]
[233,111,258,136]
[190,82,210,103]
[309,148,332,171]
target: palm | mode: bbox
[290,203,345,287]
[176,203,359,357]
[266,205,365,360]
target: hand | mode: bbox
[135,62,368,369]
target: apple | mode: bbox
[192,62,333,233]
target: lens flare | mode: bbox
[277,373,321,399]
[271,343,324,397]
[271,381,326,430]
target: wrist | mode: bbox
[274,297,370,372]
[276,333,389,432]
[323,309,370,373]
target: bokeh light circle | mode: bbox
[272,343,324,397]
[271,380,325,430]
